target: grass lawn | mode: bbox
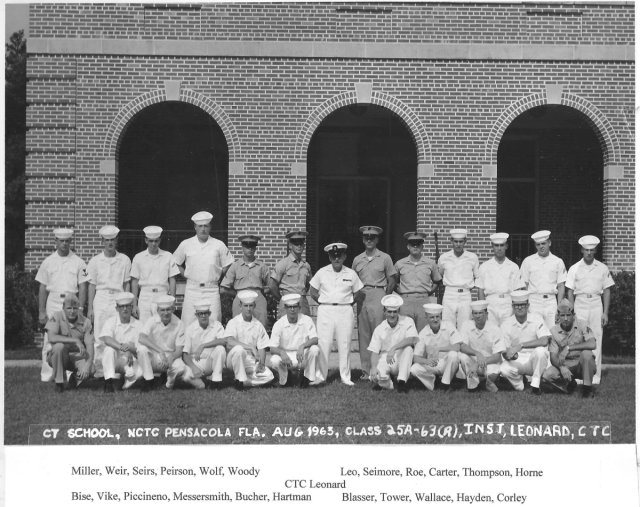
[5,366,635,445]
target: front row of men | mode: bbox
[47,287,596,397]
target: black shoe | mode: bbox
[103,379,115,393]
[141,379,154,392]
[299,375,310,389]
[234,380,245,392]
[55,383,65,393]
[372,383,383,391]
[567,380,577,395]
[441,384,451,393]
[530,387,542,396]
[67,373,77,389]
[396,380,408,393]
[467,386,481,393]
[208,381,223,390]
[582,386,595,398]
[548,381,568,394]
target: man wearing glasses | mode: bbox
[520,230,567,329]
[131,225,179,325]
[36,228,89,381]
[269,230,312,318]
[269,293,322,388]
[476,233,524,327]
[352,226,397,381]
[437,228,479,330]
[394,231,441,332]
[499,290,551,395]
[45,294,95,392]
[100,292,142,393]
[221,234,271,326]
[310,243,364,386]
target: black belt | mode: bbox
[320,303,353,306]
[364,285,386,289]
[398,291,429,295]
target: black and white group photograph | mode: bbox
[3,1,637,505]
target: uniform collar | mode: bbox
[287,253,304,263]
[240,258,262,266]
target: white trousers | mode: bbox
[269,345,322,385]
[316,305,355,385]
[486,294,513,327]
[574,295,603,382]
[185,346,227,382]
[226,345,274,386]
[374,347,413,389]
[182,285,221,327]
[499,347,549,390]
[442,289,472,330]
[40,295,65,381]
[528,294,557,330]
[93,290,119,377]
[410,350,460,390]
[459,353,501,389]
[136,344,188,387]
[137,289,162,326]
[101,346,141,382]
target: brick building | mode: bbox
[25,2,634,277]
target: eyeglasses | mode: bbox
[117,304,133,309]
[64,306,80,310]
[285,305,300,309]
[195,311,211,317]
[363,235,377,241]
[512,303,528,308]
[408,242,423,247]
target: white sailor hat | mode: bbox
[578,235,600,249]
[115,292,135,305]
[489,232,509,244]
[360,226,383,236]
[286,230,309,240]
[381,294,403,310]
[470,300,489,311]
[423,303,444,314]
[99,225,120,240]
[450,229,468,240]
[194,299,212,312]
[154,294,175,308]
[191,211,213,225]
[531,230,551,242]
[143,225,163,240]
[403,231,427,242]
[53,228,74,240]
[282,294,302,306]
[238,290,259,304]
[239,234,261,244]
[324,242,347,254]
[557,298,574,312]
[510,290,530,304]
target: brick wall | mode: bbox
[25,2,635,274]
[30,2,634,45]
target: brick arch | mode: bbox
[102,88,242,162]
[485,92,619,167]
[294,90,432,165]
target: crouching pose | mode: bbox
[499,290,551,395]
[224,290,274,390]
[542,299,596,398]
[458,300,506,392]
[45,294,95,392]
[368,294,417,393]
[410,303,462,391]
[269,293,322,388]
[181,299,228,390]
[137,295,197,390]
[99,292,142,392]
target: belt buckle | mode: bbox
[542,294,549,299]
[152,289,158,292]
[586,294,593,298]
[498,294,505,298]
[457,289,464,293]
[59,294,66,298]
[199,283,205,288]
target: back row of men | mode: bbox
[37,210,614,389]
